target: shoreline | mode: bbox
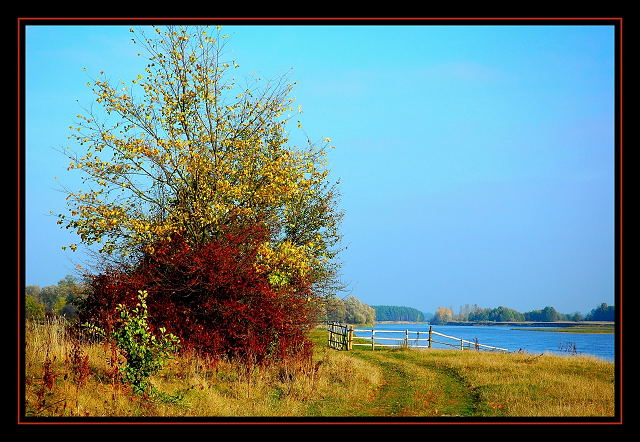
[375,320,614,328]
[441,321,614,328]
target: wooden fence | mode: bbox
[326,322,508,352]
[327,322,353,350]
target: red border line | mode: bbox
[617,17,623,424]
[16,17,22,426]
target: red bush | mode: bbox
[80,224,318,365]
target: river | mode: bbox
[361,323,615,362]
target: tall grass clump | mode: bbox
[24,319,382,417]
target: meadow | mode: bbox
[23,317,616,419]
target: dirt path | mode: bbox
[352,350,490,417]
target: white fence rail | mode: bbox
[327,322,508,352]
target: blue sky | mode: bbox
[24,23,616,315]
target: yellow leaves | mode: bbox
[255,240,318,287]
[61,25,339,269]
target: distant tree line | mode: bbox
[431,303,615,324]
[323,296,375,325]
[25,275,615,328]
[27,276,379,327]
[372,305,425,322]
[583,303,615,321]
[25,275,86,321]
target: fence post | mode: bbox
[371,329,375,351]
[348,325,353,351]
[333,322,337,349]
[341,324,348,350]
[330,322,337,349]
[405,329,409,348]
[460,339,464,350]
[428,326,432,349]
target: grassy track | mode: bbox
[316,327,615,418]
[353,350,486,417]
[341,344,615,417]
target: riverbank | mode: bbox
[514,324,614,334]
[441,320,614,328]
[376,321,614,328]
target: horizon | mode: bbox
[25,272,611,316]
[23,21,617,316]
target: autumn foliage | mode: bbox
[80,223,319,364]
[60,26,342,367]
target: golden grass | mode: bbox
[23,319,615,418]
[23,320,382,417]
[390,348,615,417]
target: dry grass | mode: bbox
[23,319,615,419]
[23,320,382,417]
[387,348,616,417]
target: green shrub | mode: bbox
[25,294,46,321]
[85,290,180,396]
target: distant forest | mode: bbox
[24,275,615,327]
[366,303,615,324]
[431,303,615,324]
[372,305,426,322]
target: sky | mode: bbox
[23,22,617,316]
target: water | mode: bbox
[354,323,615,362]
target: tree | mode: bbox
[80,225,319,363]
[566,311,584,322]
[38,286,61,314]
[58,26,344,363]
[343,296,375,325]
[432,306,453,324]
[30,275,86,318]
[454,304,472,322]
[25,294,46,322]
[487,306,524,322]
[524,306,562,322]
[372,305,425,322]
[586,303,614,321]
[324,296,346,323]
[57,25,343,299]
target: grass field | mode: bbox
[23,318,617,420]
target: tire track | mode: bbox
[352,350,487,417]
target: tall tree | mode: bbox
[57,25,343,299]
[432,306,453,324]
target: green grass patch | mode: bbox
[515,325,614,334]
